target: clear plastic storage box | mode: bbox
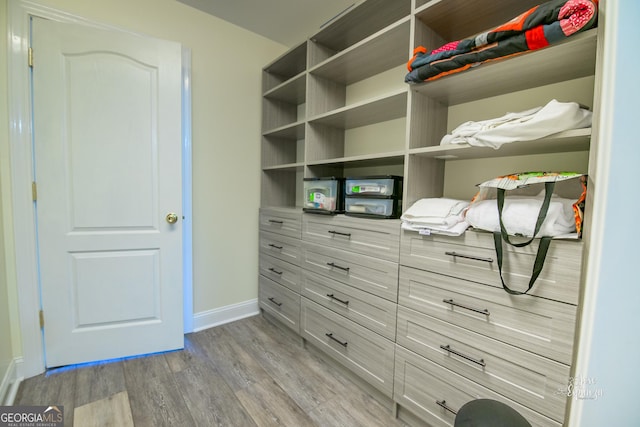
[345,175,402,197]
[303,177,344,214]
[345,197,401,219]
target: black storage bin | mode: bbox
[345,175,403,197]
[303,177,345,214]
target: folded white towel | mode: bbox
[402,220,470,236]
[401,198,469,222]
[465,196,577,237]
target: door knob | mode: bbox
[166,213,179,224]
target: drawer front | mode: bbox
[259,208,302,239]
[301,269,397,340]
[399,266,577,364]
[259,253,301,293]
[259,276,300,333]
[397,306,569,422]
[302,241,399,302]
[394,346,561,427]
[301,299,395,397]
[259,231,301,266]
[400,230,583,305]
[303,213,400,262]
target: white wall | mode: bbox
[0,0,287,372]
[0,0,20,400]
[574,0,640,425]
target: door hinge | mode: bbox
[39,310,45,329]
[28,47,33,68]
[32,182,37,201]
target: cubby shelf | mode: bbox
[309,17,411,85]
[409,128,592,160]
[411,29,598,106]
[308,89,407,129]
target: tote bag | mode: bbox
[466,172,587,295]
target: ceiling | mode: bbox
[176,0,357,46]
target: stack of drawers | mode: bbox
[299,214,400,397]
[393,230,583,426]
[258,208,303,333]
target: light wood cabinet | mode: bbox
[259,0,603,424]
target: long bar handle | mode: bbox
[443,299,490,316]
[327,262,350,272]
[328,230,352,238]
[267,297,282,307]
[268,268,283,275]
[268,219,284,224]
[325,332,348,347]
[268,243,283,250]
[445,251,493,263]
[435,400,458,415]
[440,344,486,367]
[327,293,349,306]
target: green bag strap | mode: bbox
[496,181,555,247]
[493,232,552,295]
[493,181,556,295]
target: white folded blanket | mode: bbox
[401,198,470,236]
[441,99,592,149]
[465,196,577,237]
[401,198,469,225]
[402,220,470,236]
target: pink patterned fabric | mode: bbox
[559,0,596,36]
[431,41,460,55]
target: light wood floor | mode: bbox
[15,314,411,427]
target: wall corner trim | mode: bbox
[192,299,259,333]
[1,357,24,405]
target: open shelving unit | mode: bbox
[259,1,603,425]
[261,0,598,211]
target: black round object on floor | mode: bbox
[454,399,532,427]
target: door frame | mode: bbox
[7,0,193,378]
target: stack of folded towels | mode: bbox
[401,198,470,236]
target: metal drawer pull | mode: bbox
[268,268,283,275]
[268,219,284,224]
[443,299,490,316]
[327,262,350,272]
[267,297,282,307]
[440,344,486,367]
[445,251,493,263]
[325,332,348,347]
[436,400,458,415]
[268,243,283,250]
[326,293,349,306]
[328,230,352,238]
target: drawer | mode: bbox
[302,241,399,302]
[301,269,397,340]
[302,213,400,262]
[258,276,300,334]
[301,299,395,397]
[259,276,300,334]
[259,208,302,239]
[397,306,569,422]
[394,346,561,427]
[398,266,577,364]
[259,253,301,293]
[400,229,583,305]
[259,231,301,266]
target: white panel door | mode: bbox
[32,17,184,367]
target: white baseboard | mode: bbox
[192,299,259,333]
[1,357,24,405]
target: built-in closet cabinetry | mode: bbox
[259,0,601,425]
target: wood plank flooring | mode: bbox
[14,314,411,427]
